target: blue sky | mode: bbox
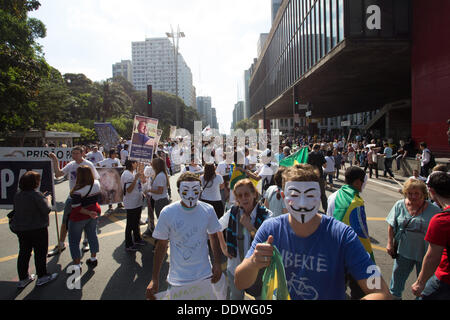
[30,0,272,134]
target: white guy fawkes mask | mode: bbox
[283,181,321,224]
[179,181,202,208]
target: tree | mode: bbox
[96,79,132,122]
[33,67,71,129]
[0,0,50,134]
[235,119,258,132]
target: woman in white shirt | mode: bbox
[200,163,225,219]
[121,160,146,252]
[143,158,170,237]
[263,167,287,217]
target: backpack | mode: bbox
[428,150,436,168]
[7,210,17,234]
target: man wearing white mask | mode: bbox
[234,164,391,300]
[145,172,223,300]
[326,166,374,299]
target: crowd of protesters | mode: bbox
[9,129,450,301]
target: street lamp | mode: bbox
[166,25,185,128]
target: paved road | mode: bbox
[0,169,419,300]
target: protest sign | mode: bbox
[0,147,72,169]
[155,276,226,300]
[94,123,120,152]
[129,115,159,163]
[169,126,177,139]
[97,167,124,205]
[0,158,55,209]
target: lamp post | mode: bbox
[166,25,185,128]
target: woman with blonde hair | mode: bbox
[217,179,273,300]
[68,165,101,271]
[386,178,441,299]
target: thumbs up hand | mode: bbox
[251,235,274,269]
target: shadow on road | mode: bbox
[100,240,169,300]
[0,281,22,300]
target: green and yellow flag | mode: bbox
[333,185,375,262]
[261,245,291,300]
[279,147,309,167]
[229,163,258,190]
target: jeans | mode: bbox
[324,172,333,185]
[368,163,378,178]
[226,270,245,300]
[17,228,48,280]
[68,218,99,260]
[420,163,431,178]
[383,158,394,177]
[125,207,142,248]
[421,274,450,300]
[389,254,422,298]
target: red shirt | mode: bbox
[424,206,450,285]
[70,203,101,222]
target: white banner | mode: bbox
[155,275,227,300]
[0,147,72,169]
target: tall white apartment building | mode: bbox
[132,37,194,107]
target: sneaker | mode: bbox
[36,273,58,287]
[135,240,146,246]
[86,258,98,268]
[125,245,139,252]
[139,220,146,226]
[82,241,90,252]
[47,245,66,257]
[17,274,36,289]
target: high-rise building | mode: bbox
[271,0,283,24]
[257,33,269,58]
[112,60,132,83]
[211,108,219,130]
[131,37,194,107]
[243,69,251,119]
[196,96,212,127]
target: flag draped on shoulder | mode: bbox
[279,147,309,167]
[333,185,375,262]
[229,163,258,190]
[262,245,291,300]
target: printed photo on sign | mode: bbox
[97,167,124,205]
[129,115,159,163]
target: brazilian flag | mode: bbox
[261,245,291,300]
[279,147,309,167]
[333,185,375,262]
[229,163,258,190]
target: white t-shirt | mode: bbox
[326,190,339,217]
[120,149,129,165]
[256,162,278,187]
[181,165,204,175]
[324,156,335,173]
[216,161,231,177]
[85,151,104,164]
[152,201,222,286]
[151,172,168,201]
[120,170,143,209]
[97,158,121,168]
[62,159,100,190]
[200,175,224,201]
[219,206,273,275]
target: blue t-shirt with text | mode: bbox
[246,215,376,300]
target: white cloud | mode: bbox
[30,0,271,134]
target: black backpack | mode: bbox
[428,151,436,168]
